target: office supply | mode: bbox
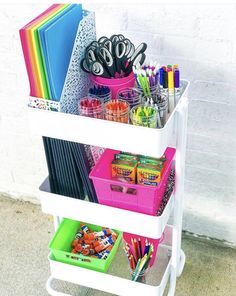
[123,235,154,282]
[89,147,176,215]
[91,71,135,99]
[112,158,137,184]
[137,159,164,187]
[81,34,147,78]
[130,105,158,128]
[79,97,103,119]
[42,137,85,199]
[133,61,159,98]
[174,67,180,96]
[30,4,70,99]
[123,232,165,273]
[159,64,181,114]
[88,85,111,103]
[70,142,99,203]
[49,218,122,272]
[38,4,83,101]
[117,88,142,108]
[19,4,67,97]
[104,99,130,123]
[168,70,175,113]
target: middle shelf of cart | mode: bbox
[40,177,174,239]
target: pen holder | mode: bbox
[130,267,149,283]
[78,96,104,119]
[88,86,111,103]
[123,232,164,268]
[117,87,142,109]
[155,95,168,128]
[139,84,158,100]
[91,72,135,99]
[130,105,158,128]
[104,99,130,123]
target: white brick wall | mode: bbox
[0,3,236,244]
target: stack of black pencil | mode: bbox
[43,137,98,203]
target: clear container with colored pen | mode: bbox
[117,87,142,109]
[151,92,168,128]
[130,105,158,128]
[88,85,111,103]
[139,84,159,101]
[130,267,149,283]
[78,96,104,119]
[104,99,130,123]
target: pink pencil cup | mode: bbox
[123,232,164,267]
[89,147,176,216]
[90,72,135,99]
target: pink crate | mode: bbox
[89,147,176,215]
[123,232,164,267]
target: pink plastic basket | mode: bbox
[90,72,135,99]
[89,147,176,215]
[123,232,164,267]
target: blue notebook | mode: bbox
[38,4,83,101]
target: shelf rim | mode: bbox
[39,177,174,239]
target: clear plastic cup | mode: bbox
[131,268,149,283]
[155,99,168,128]
[153,92,168,128]
[78,97,104,119]
[104,99,130,123]
[117,87,142,109]
[88,86,111,103]
[138,84,159,101]
[130,104,158,128]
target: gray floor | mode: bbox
[0,195,235,296]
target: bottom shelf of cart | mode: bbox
[48,242,172,296]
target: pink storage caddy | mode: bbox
[89,147,176,216]
[123,232,164,267]
[90,72,135,99]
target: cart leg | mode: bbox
[168,97,188,296]
[53,216,60,230]
[46,276,72,296]
[177,249,186,277]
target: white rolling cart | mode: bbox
[28,80,189,296]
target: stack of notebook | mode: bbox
[19,3,83,101]
[20,4,100,202]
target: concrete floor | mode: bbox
[0,195,236,296]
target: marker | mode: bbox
[174,68,180,96]
[159,67,164,88]
[168,70,175,113]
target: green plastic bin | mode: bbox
[49,218,122,273]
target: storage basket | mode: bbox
[49,218,122,272]
[89,147,176,215]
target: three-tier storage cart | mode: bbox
[28,80,189,296]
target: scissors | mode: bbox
[113,40,129,74]
[125,42,147,74]
[95,46,116,77]
[81,46,115,78]
[81,35,147,78]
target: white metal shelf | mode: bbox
[28,80,189,158]
[40,177,174,239]
[47,226,175,296]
